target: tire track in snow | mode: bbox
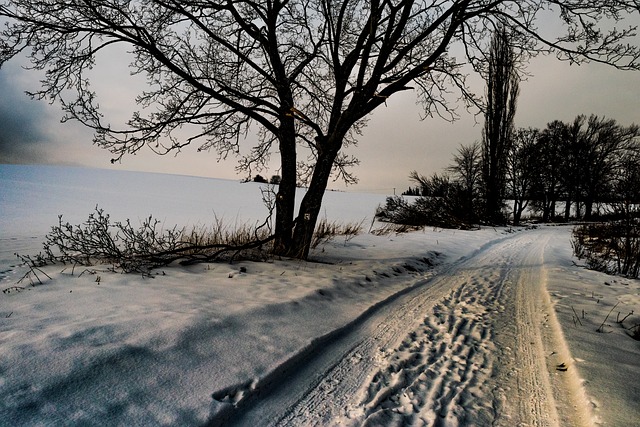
[272,236,524,427]
[491,231,595,427]
[344,243,519,426]
[223,230,593,427]
[507,236,559,427]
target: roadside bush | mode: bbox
[375,196,423,226]
[376,172,480,229]
[28,207,274,275]
[375,193,474,229]
[17,207,367,279]
[572,220,640,278]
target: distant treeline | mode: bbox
[386,114,639,228]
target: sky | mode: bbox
[0,26,639,195]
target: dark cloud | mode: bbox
[0,66,50,164]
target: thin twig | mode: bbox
[571,306,583,326]
[617,310,634,324]
[597,302,620,333]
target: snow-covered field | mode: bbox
[1,165,638,426]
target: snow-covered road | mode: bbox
[216,228,592,427]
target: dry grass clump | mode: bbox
[370,222,423,236]
[311,218,365,249]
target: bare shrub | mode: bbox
[176,216,273,264]
[572,220,640,278]
[375,194,474,229]
[16,206,367,280]
[26,207,274,276]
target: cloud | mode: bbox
[0,66,51,164]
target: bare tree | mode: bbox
[558,115,640,219]
[2,1,640,259]
[448,142,482,222]
[535,116,639,221]
[561,116,587,219]
[532,120,567,222]
[0,0,319,256]
[580,115,639,219]
[507,127,538,225]
[482,26,519,224]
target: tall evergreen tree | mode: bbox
[482,27,520,224]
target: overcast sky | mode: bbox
[1,43,638,194]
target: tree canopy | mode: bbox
[1,1,639,258]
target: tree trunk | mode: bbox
[465,190,475,223]
[272,118,297,256]
[623,207,632,275]
[484,184,498,223]
[288,143,340,259]
[541,194,549,222]
[564,195,572,220]
[513,199,526,225]
[584,198,594,220]
[576,201,583,219]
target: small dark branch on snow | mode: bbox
[617,310,633,324]
[597,302,619,333]
[14,253,52,286]
[571,306,583,326]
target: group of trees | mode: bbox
[390,25,639,228]
[529,116,640,222]
[250,174,281,185]
[570,125,640,278]
[397,114,640,227]
[1,1,640,259]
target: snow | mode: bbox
[1,164,638,426]
[545,239,640,427]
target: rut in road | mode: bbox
[234,231,592,427]
[356,278,501,426]
[330,239,519,427]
